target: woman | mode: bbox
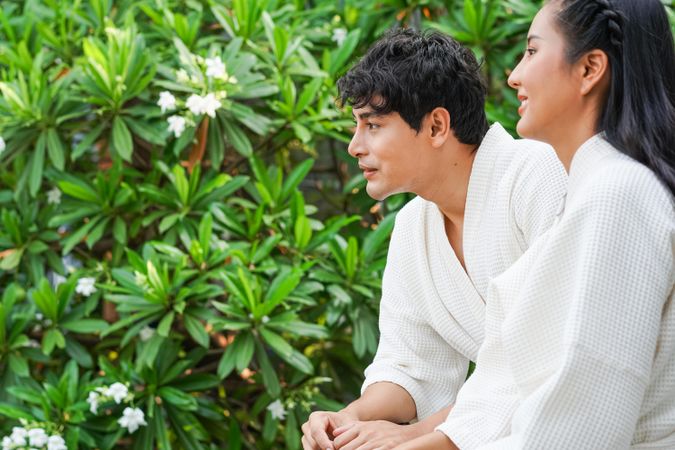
[392,0,675,449]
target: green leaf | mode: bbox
[259,327,313,374]
[0,248,23,270]
[260,267,302,317]
[72,123,106,161]
[8,354,29,377]
[294,215,312,249]
[29,132,46,196]
[235,332,255,372]
[285,409,300,450]
[113,216,127,244]
[65,335,94,368]
[0,403,32,420]
[42,328,66,355]
[291,122,311,143]
[46,129,66,171]
[183,314,209,348]
[111,116,133,161]
[256,340,280,397]
[158,386,197,410]
[222,119,252,157]
[157,311,174,337]
[280,159,314,202]
[60,319,109,333]
[329,29,361,76]
[362,213,396,261]
[295,77,323,115]
[217,343,237,379]
[58,179,99,203]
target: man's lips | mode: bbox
[359,165,378,179]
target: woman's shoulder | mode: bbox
[574,150,674,225]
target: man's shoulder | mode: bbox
[393,196,429,228]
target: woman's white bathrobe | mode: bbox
[361,123,567,420]
[438,136,675,449]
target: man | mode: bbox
[301,29,567,450]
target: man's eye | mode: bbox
[367,123,380,130]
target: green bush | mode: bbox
[0,1,673,449]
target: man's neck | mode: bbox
[416,142,478,226]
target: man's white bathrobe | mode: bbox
[438,136,675,449]
[361,123,567,420]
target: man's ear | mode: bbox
[578,49,610,96]
[428,107,451,147]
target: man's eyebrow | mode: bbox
[527,35,542,44]
[351,111,383,120]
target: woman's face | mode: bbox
[507,3,581,143]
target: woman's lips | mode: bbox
[517,96,528,116]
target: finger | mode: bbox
[334,424,363,449]
[309,416,335,450]
[338,434,368,450]
[333,421,357,436]
[301,435,313,450]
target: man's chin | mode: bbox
[365,184,392,201]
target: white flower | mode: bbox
[10,427,27,446]
[62,254,81,273]
[205,57,226,79]
[201,93,221,118]
[47,187,61,205]
[186,94,204,115]
[28,428,48,447]
[118,407,147,434]
[332,28,348,46]
[139,326,155,342]
[47,435,67,450]
[49,272,67,290]
[157,91,176,113]
[107,382,129,404]
[2,436,12,450]
[76,277,97,296]
[261,315,270,324]
[87,390,100,414]
[167,115,186,138]
[267,399,286,421]
[186,94,221,118]
[176,69,190,83]
[0,136,5,154]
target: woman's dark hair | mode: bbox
[337,28,489,146]
[554,0,675,195]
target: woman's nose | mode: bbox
[508,61,522,90]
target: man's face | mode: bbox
[348,105,425,200]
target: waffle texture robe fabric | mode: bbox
[361,123,567,420]
[437,135,675,449]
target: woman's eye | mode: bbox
[526,48,536,56]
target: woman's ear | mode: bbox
[428,107,451,147]
[578,49,610,96]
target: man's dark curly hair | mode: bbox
[337,28,489,145]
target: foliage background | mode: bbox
[0,0,673,448]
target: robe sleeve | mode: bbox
[512,144,567,246]
[362,208,471,420]
[477,166,674,449]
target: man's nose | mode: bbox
[347,129,365,158]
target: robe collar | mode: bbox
[463,123,513,269]
[564,134,617,213]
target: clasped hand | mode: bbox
[301,411,419,450]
